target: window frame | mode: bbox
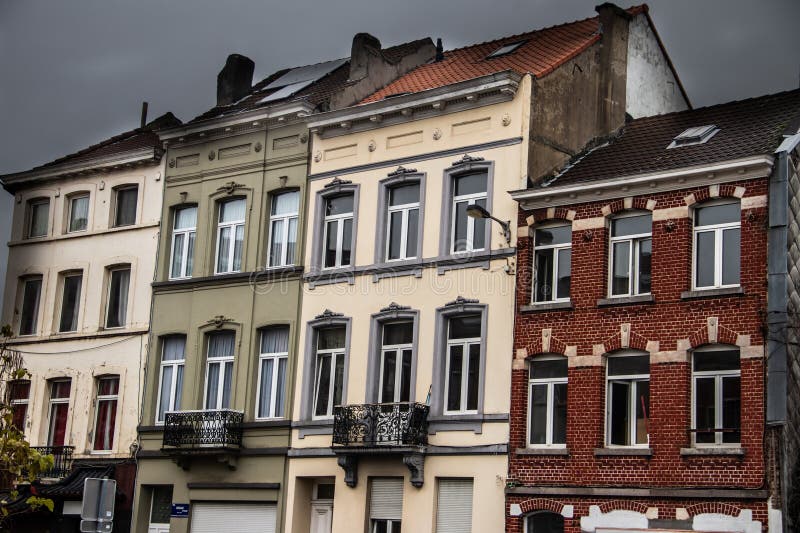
[255,326,290,420]
[444,319,482,415]
[608,212,652,298]
[692,199,741,290]
[524,511,565,533]
[26,197,50,239]
[366,307,419,404]
[58,270,83,333]
[9,380,30,432]
[322,194,355,269]
[605,351,650,448]
[375,173,426,265]
[439,160,494,258]
[155,335,186,424]
[378,322,414,404]
[532,222,572,304]
[215,198,247,275]
[92,375,120,452]
[112,184,139,227]
[203,331,236,410]
[313,181,360,272]
[47,379,71,447]
[66,192,90,233]
[312,328,347,420]
[267,190,300,268]
[104,265,131,329]
[300,312,351,422]
[526,355,568,448]
[691,345,741,447]
[18,275,43,336]
[169,205,197,280]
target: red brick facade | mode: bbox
[507,178,772,532]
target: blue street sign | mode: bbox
[171,504,189,518]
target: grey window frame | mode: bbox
[58,270,83,333]
[375,172,426,265]
[312,180,360,272]
[104,265,131,329]
[18,275,43,336]
[299,311,351,422]
[366,306,419,404]
[112,184,139,227]
[439,160,494,258]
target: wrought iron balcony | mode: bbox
[161,409,244,452]
[333,402,429,447]
[31,446,74,479]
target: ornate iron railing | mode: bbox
[162,410,244,450]
[31,445,74,479]
[333,402,429,446]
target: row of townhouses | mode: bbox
[1,3,799,533]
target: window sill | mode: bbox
[680,286,744,300]
[516,447,569,456]
[680,446,744,457]
[292,420,333,438]
[597,294,654,307]
[594,447,653,457]
[520,301,573,313]
[427,413,508,435]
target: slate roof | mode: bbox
[534,89,800,188]
[361,5,646,104]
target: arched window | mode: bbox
[525,511,564,533]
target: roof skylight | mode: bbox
[668,125,719,148]
[486,41,526,59]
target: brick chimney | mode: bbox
[595,2,631,133]
[217,54,255,107]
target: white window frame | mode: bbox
[155,338,185,424]
[9,380,30,431]
[532,223,572,304]
[312,337,345,420]
[691,347,741,447]
[215,199,246,275]
[527,356,567,448]
[322,196,354,269]
[255,329,289,420]
[371,519,401,533]
[378,323,413,403]
[385,186,420,261]
[105,266,130,329]
[58,271,82,333]
[67,193,90,233]
[450,188,487,254]
[26,197,49,239]
[608,213,652,297]
[605,353,650,448]
[47,379,71,446]
[203,334,235,410]
[113,185,139,227]
[692,200,740,290]
[169,206,197,280]
[92,376,119,453]
[443,325,481,415]
[18,276,42,336]
[267,191,299,268]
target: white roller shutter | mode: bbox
[435,479,473,533]
[369,478,404,520]
[190,502,276,533]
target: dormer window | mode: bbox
[486,41,526,59]
[668,125,719,148]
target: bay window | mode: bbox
[215,198,246,274]
[268,191,299,267]
[528,356,567,447]
[313,327,346,419]
[257,327,289,419]
[533,224,571,303]
[693,346,740,445]
[609,213,651,297]
[93,376,119,451]
[204,331,235,409]
[693,201,740,289]
[156,336,185,423]
[606,352,650,447]
[170,206,197,279]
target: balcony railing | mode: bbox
[31,446,74,479]
[333,402,429,447]
[162,410,244,451]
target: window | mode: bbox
[693,201,740,289]
[113,185,138,227]
[148,486,173,530]
[313,327,346,418]
[435,479,473,533]
[105,266,130,328]
[93,376,119,451]
[26,198,49,238]
[532,224,571,303]
[323,194,354,268]
[668,124,719,148]
[386,184,420,261]
[18,276,42,335]
[692,347,740,445]
[486,41,526,59]
[528,356,567,447]
[606,353,650,446]
[379,322,413,403]
[58,272,82,332]
[369,478,403,533]
[609,213,651,297]
[256,327,289,419]
[268,191,299,267]
[204,332,235,409]
[170,206,197,279]
[525,512,564,533]
[216,198,246,274]
[47,379,71,447]
[9,380,30,431]
[445,315,481,414]
[156,336,185,423]
[451,172,487,253]
[67,193,89,233]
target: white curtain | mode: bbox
[261,327,289,353]
[272,191,298,215]
[220,199,246,222]
[175,206,197,229]
[70,196,89,231]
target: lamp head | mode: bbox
[466,204,491,219]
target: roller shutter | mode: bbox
[190,502,276,533]
[435,479,473,533]
[369,478,404,520]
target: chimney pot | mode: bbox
[140,102,148,128]
[217,54,255,107]
[435,38,444,62]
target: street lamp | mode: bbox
[466,204,511,246]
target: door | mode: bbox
[310,501,333,533]
[190,502,276,533]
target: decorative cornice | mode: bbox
[444,296,480,308]
[323,177,353,189]
[387,166,418,177]
[450,154,485,168]
[315,309,344,320]
[206,315,233,329]
[380,302,411,313]
[217,181,246,195]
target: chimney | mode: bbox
[349,33,383,81]
[140,102,148,129]
[435,38,444,62]
[217,54,255,107]
[594,2,631,133]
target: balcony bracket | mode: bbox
[402,451,425,488]
[337,454,359,488]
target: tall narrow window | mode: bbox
[386,184,420,261]
[157,336,185,423]
[257,327,289,419]
[379,322,413,403]
[67,193,89,233]
[323,194,354,268]
[170,206,197,279]
[693,201,740,289]
[693,347,740,445]
[59,272,82,332]
[313,328,346,418]
[114,185,138,227]
[609,213,652,297]
[18,277,42,335]
[148,486,173,532]
[528,356,567,447]
[216,199,246,274]
[606,353,650,446]
[93,376,119,451]
[435,479,473,533]
[533,224,571,303]
[27,198,49,238]
[445,315,481,414]
[205,332,235,409]
[268,191,299,267]
[9,380,30,431]
[369,478,403,533]
[47,379,71,447]
[451,173,487,253]
[105,266,130,328]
